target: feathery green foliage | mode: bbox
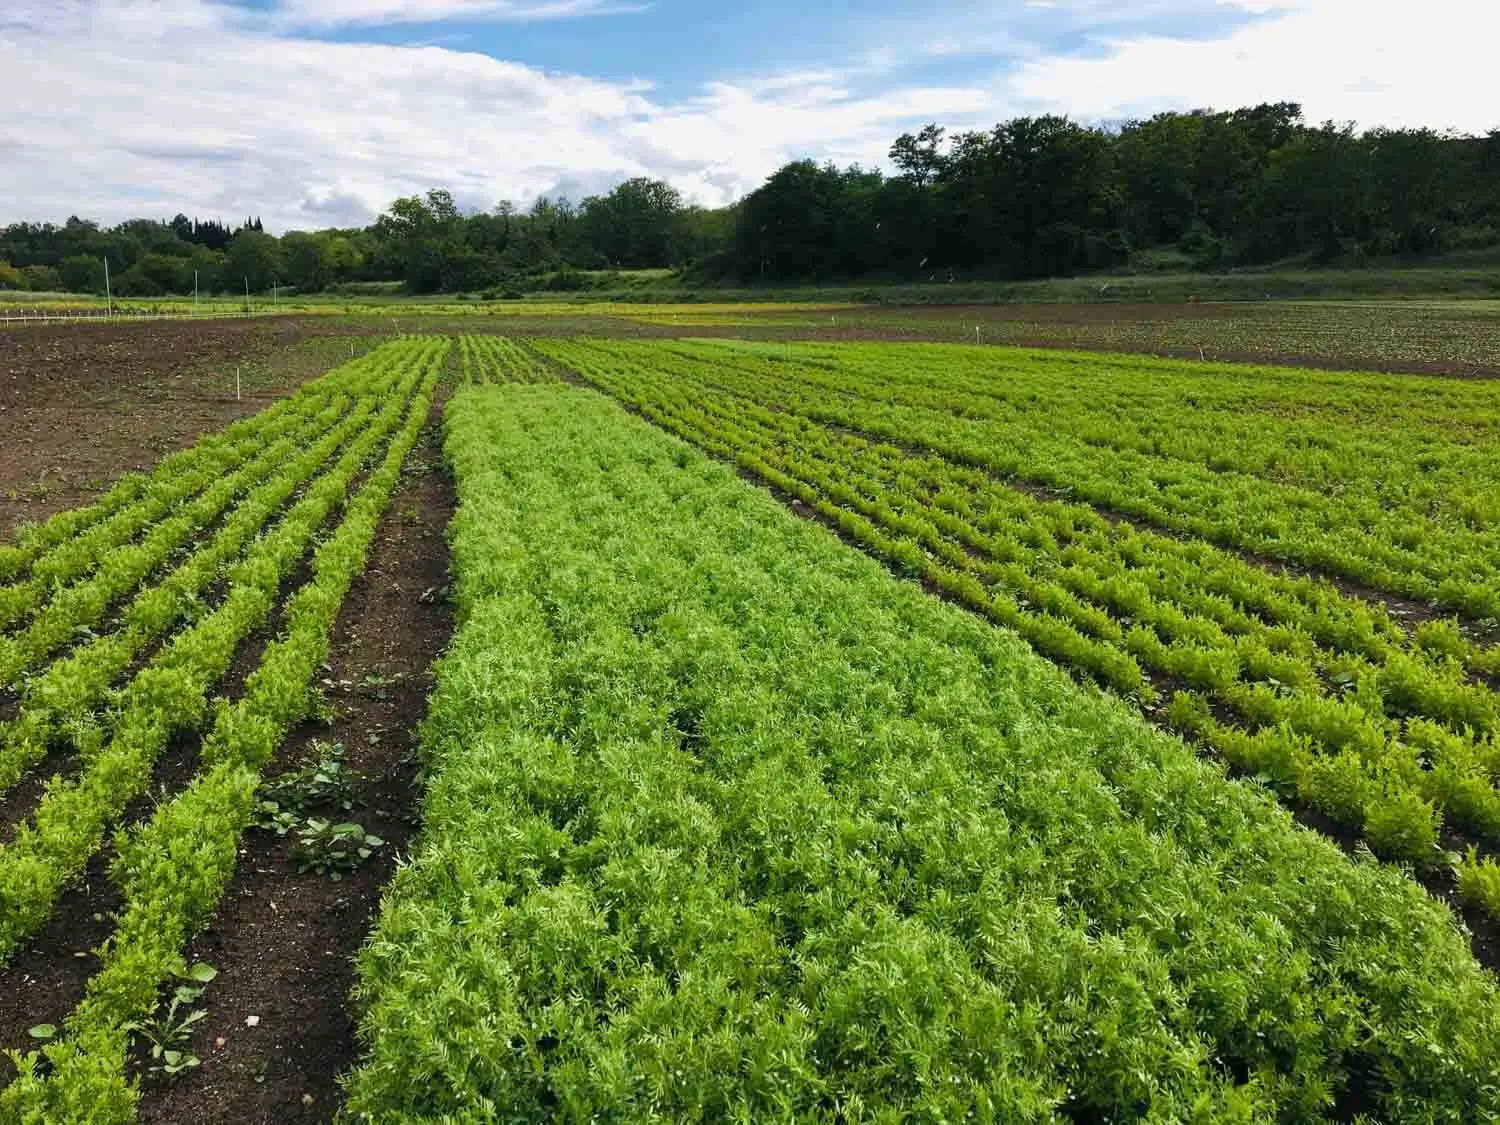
[538,337,1500,887]
[344,383,1500,1122]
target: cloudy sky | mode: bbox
[0,0,1492,231]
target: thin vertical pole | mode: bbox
[104,257,112,318]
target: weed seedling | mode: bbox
[257,741,359,820]
[124,963,217,1079]
[292,819,384,880]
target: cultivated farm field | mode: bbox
[0,316,1497,1122]
[8,293,1500,377]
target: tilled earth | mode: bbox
[0,318,361,538]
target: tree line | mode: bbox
[2,102,1496,296]
[734,104,1500,280]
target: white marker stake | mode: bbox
[236,365,242,402]
[104,257,112,318]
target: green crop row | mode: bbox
[0,371,366,585]
[0,370,396,801]
[614,339,1500,619]
[343,383,1499,1122]
[458,334,560,385]
[0,364,371,598]
[0,340,444,962]
[688,337,1500,521]
[538,338,1500,904]
[0,398,352,686]
[546,340,1500,697]
[0,343,443,1125]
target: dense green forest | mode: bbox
[2,102,1497,297]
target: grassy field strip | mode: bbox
[342,382,1499,1122]
[0,386,392,801]
[0,372,368,585]
[457,334,560,385]
[540,338,1500,909]
[0,375,364,598]
[0,340,443,962]
[644,339,1500,620]
[0,350,443,1124]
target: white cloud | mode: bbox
[1,0,1491,235]
[626,76,993,195]
[268,0,646,30]
[0,1,1001,231]
[1011,0,1498,133]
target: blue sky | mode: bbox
[248,0,1275,102]
[0,0,1491,231]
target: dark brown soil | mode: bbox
[0,847,121,1076]
[0,750,79,847]
[134,399,454,1125]
[0,318,362,539]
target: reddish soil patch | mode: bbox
[134,399,454,1125]
[798,304,1500,379]
[0,318,357,538]
[891,302,1243,324]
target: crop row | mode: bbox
[610,338,1500,620]
[0,359,376,591]
[0,341,444,1124]
[0,346,415,638]
[343,382,1499,1122]
[0,399,354,685]
[542,338,1500,689]
[539,339,1500,905]
[685,337,1500,515]
[0,340,445,966]
[458,334,559,385]
[0,374,394,801]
